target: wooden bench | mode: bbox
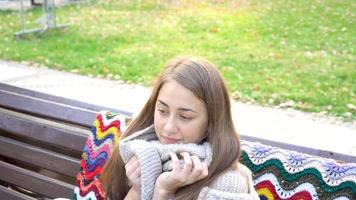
[1,82,355,200]
[0,83,131,199]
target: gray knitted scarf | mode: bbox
[119,125,213,200]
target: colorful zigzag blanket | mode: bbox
[74,111,356,200]
[73,111,126,200]
[240,141,356,200]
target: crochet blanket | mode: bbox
[74,111,126,200]
[73,111,356,200]
[239,141,356,200]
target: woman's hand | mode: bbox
[124,156,141,198]
[153,152,209,199]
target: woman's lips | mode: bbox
[161,135,180,144]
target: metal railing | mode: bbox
[15,0,69,38]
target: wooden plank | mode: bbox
[0,185,35,200]
[240,135,356,163]
[0,108,88,152]
[0,83,133,116]
[0,89,98,127]
[0,136,80,177]
[0,161,74,198]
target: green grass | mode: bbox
[0,0,355,120]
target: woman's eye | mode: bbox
[158,109,167,114]
[180,115,192,120]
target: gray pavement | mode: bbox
[1,60,355,160]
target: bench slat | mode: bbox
[0,89,97,127]
[0,83,132,116]
[0,108,88,152]
[0,185,36,200]
[0,161,74,198]
[241,135,356,163]
[0,136,80,178]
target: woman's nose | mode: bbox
[163,115,178,135]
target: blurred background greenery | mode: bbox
[0,0,355,120]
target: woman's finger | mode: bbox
[180,152,193,176]
[125,156,142,189]
[190,155,203,178]
[125,156,140,177]
[131,161,141,178]
[201,161,209,178]
[170,152,180,172]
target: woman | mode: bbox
[101,56,259,200]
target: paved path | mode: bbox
[1,60,355,161]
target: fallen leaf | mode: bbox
[210,27,220,33]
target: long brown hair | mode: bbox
[101,56,240,200]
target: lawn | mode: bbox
[0,0,355,120]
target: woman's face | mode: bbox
[154,80,208,144]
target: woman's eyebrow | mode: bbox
[157,99,197,113]
[157,100,168,107]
